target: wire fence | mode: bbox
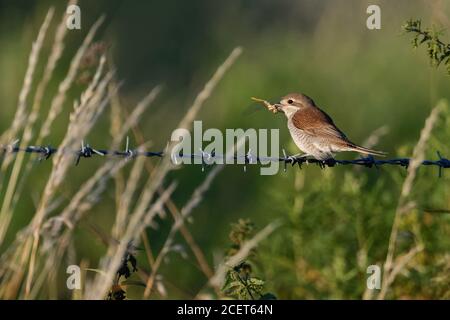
[1,140,450,176]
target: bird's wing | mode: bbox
[291,106,350,143]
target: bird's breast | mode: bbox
[287,119,312,149]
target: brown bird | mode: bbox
[262,93,386,160]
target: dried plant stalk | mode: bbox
[207,221,279,293]
[37,15,105,143]
[86,47,242,300]
[0,3,75,246]
[0,8,54,245]
[0,8,54,147]
[24,61,113,298]
[378,100,447,300]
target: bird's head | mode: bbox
[273,93,316,117]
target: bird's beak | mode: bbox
[273,103,284,113]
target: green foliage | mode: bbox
[222,219,276,300]
[403,19,450,73]
[227,219,255,257]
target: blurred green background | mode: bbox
[0,0,449,299]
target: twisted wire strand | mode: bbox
[1,141,449,176]
[176,150,450,176]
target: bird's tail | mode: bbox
[347,144,387,157]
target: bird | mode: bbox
[257,93,386,160]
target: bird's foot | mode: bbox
[318,157,337,168]
[295,154,314,164]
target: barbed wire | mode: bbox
[0,139,163,165]
[175,149,450,177]
[1,140,449,176]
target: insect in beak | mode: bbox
[251,97,282,114]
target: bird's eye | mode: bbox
[287,99,293,104]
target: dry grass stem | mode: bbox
[142,166,223,297]
[0,8,54,147]
[0,5,76,247]
[378,100,447,300]
[23,54,112,298]
[0,9,54,244]
[86,47,242,299]
[127,122,215,279]
[114,86,162,147]
[361,126,390,150]
[208,221,280,292]
[37,15,105,143]
[142,135,246,298]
